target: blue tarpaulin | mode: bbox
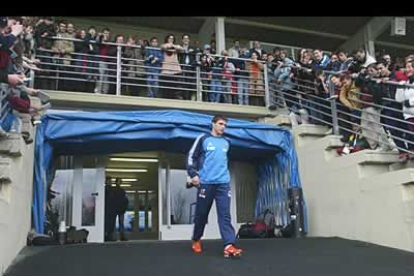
[33,110,306,234]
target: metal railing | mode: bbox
[33,36,270,108]
[269,66,414,156]
[0,85,11,131]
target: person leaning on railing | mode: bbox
[395,60,414,157]
[339,72,363,141]
[274,50,296,110]
[376,59,410,160]
[123,36,145,96]
[354,63,392,151]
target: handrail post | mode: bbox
[263,63,271,110]
[196,66,202,102]
[116,45,122,96]
[29,53,36,89]
[328,78,340,135]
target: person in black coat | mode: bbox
[104,177,116,241]
[113,178,129,241]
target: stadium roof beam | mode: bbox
[375,40,414,51]
[338,17,393,55]
[201,17,350,41]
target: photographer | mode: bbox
[196,53,213,102]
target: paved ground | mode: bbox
[5,238,414,276]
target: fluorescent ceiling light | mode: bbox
[110,158,158,163]
[106,169,148,173]
[126,190,136,193]
[110,184,132,187]
[111,178,138,182]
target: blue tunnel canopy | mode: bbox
[33,110,304,233]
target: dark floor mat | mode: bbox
[5,238,414,276]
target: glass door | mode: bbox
[117,189,158,240]
[159,153,221,240]
[72,155,106,242]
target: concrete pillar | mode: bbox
[338,17,392,55]
[364,26,375,57]
[198,17,215,49]
[215,17,226,54]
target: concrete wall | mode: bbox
[289,123,414,252]
[259,116,414,252]
[0,128,35,275]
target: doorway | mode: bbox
[106,152,159,241]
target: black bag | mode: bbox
[31,236,59,246]
[66,227,89,244]
[280,223,294,238]
[237,223,254,238]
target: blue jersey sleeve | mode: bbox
[186,134,205,178]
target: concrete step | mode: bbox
[0,133,25,157]
[325,135,344,150]
[0,157,13,184]
[356,150,400,178]
[292,124,331,148]
[295,124,331,137]
[258,115,292,128]
[358,150,400,165]
[389,158,414,172]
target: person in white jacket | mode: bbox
[395,76,414,152]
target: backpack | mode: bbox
[256,209,276,237]
[237,222,266,239]
[237,209,276,239]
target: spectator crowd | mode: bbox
[2,16,414,161]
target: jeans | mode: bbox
[237,77,249,105]
[96,62,109,94]
[147,72,159,98]
[210,79,222,103]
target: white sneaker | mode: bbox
[42,102,51,110]
[374,146,392,152]
[35,90,50,103]
[0,126,8,138]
